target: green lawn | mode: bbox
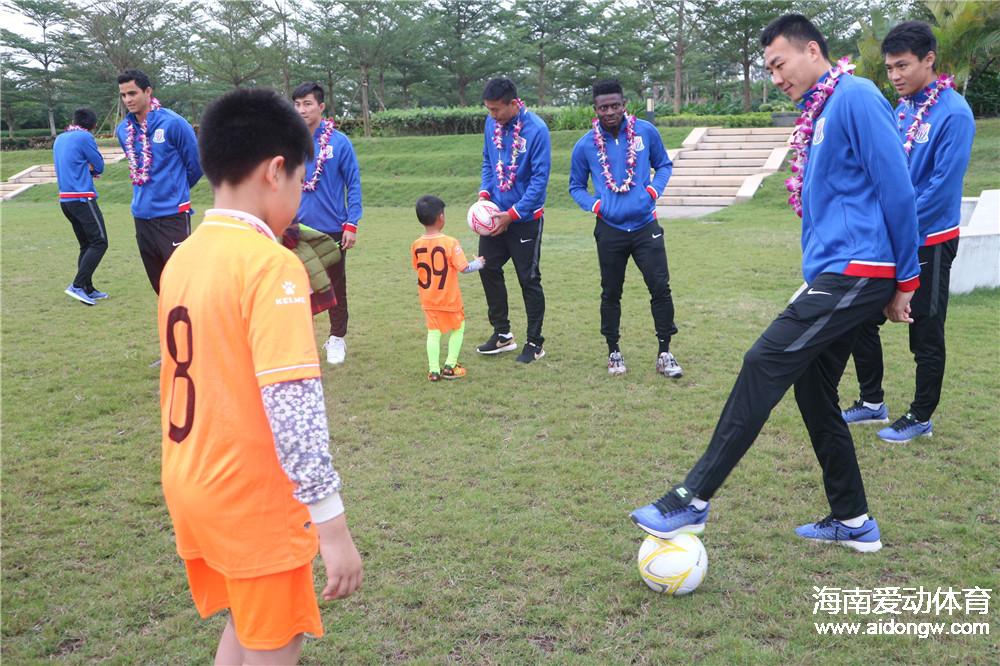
[1,126,998,664]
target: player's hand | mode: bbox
[475,255,485,266]
[340,229,357,250]
[489,212,513,236]
[883,289,915,324]
[316,513,363,601]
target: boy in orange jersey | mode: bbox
[157,88,363,665]
[411,195,484,381]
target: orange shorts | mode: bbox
[184,558,323,651]
[423,309,464,333]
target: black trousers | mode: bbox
[478,217,545,346]
[326,230,348,337]
[61,199,108,290]
[134,212,191,294]
[594,219,677,348]
[683,274,897,519]
[851,239,958,422]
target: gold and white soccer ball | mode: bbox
[636,533,708,595]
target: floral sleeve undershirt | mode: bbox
[260,378,343,522]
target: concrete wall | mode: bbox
[952,190,1000,295]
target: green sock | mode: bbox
[426,329,441,373]
[445,321,465,367]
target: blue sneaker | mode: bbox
[795,515,882,552]
[87,288,109,300]
[878,413,932,443]
[630,492,709,539]
[64,284,95,306]
[842,400,889,425]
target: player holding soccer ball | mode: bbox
[411,196,484,381]
[476,78,551,363]
[157,89,362,663]
[631,14,921,554]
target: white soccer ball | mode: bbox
[636,533,708,595]
[467,200,502,236]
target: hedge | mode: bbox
[335,105,776,136]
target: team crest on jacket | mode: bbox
[153,128,166,143]
[914,122,932,143]
[513,136,527,154]
[812,117,826,146]
[631,135,646,152]
[322,144,334,159]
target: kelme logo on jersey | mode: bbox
[275,280,306,305]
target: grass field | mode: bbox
[2,123,998,664]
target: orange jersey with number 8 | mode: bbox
[158,212,322,579]
[410,233,469,312]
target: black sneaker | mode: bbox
[476,332,517,355]
[515,342,545,364]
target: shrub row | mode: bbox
[335,105,776,136]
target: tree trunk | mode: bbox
[538,46,546,105]
[457,77,467,106]
[378,68,387,112]
[741,51,752,113]
[360,64,371,138]
[5,105,16,139]
[48,105,56,137]
[673,0,684,114]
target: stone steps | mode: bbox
[671,166,763,176]
[680,149,774,160]
[701,133,790,144]
[673,157,767,167]
[668,175,746,186]
[663,186,739,197]
[692,141,787,150]
[660,195,737,206]
[657,126,791,214]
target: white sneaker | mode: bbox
[324,335,346,365]
[656,351,683,378]
[608,351,627,375]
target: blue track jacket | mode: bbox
[569,117,672,231]
[799,73,920,291]
[53,129,104,200]
[296,126,363,234]
[116,107,201,218]
[896,85,975,246]
[479,107,551,221]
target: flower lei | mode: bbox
[592,113,638,193]
[492,99,525,192]
[898,74,954,155]
[785,57,855,217]
[125,97,161,186]
[302,119,337,192]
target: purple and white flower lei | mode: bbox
[785,57,854,218]
[898,74,954,155]
[65,124,88,132]
[125,97,161,186]
[592,113,637,193]
[492,99,525,192]
[302,119,337,192]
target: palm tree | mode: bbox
[925,0,1000,95]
